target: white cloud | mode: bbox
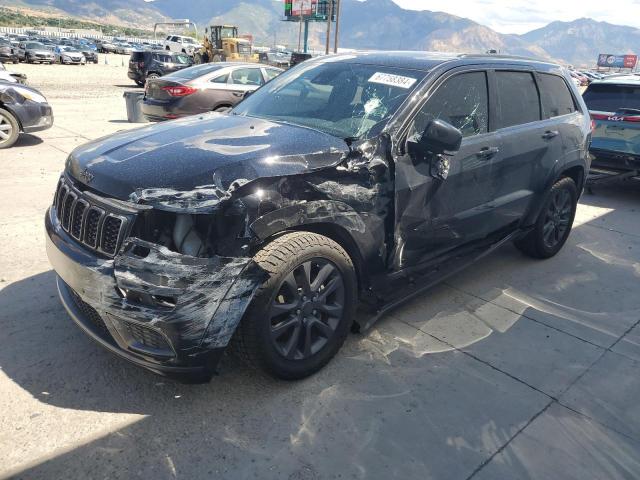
[391,0,640,34]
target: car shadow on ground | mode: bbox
[12,134,44,148]
[2,188,640,478]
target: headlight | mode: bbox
[62,55,70,60]
[12,86,47,104]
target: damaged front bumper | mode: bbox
[45,207,263,382]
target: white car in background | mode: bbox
[55,46,86,65]
[163,35,201,55]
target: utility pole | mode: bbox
[325,0,334,55]
[298,11,303,52]
[333,0,341,53]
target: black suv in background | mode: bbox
[46,53,590,382]
[128,50,193,86]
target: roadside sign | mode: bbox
[597,54,638,69]
[284,0,335,21]
[292,0,314,16]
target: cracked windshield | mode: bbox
[233,62,427,139]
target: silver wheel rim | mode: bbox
[0,113,13,145]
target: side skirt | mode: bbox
[356,229,525,332]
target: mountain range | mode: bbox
[2,0,640,66]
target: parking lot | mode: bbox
[1,57,640,479]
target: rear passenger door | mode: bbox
[203,70,237,109]
[488,70,564,232]
[536,72,584,164]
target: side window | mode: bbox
[495,71,541,128]
[211,73,229,84]
[538,73,577,119]
[411,71,489,139]
[231,68,263,86]
[264,68,281,81]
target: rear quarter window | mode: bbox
[495,71,541,129]
[538,73,577,118]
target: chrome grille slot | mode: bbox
[61,191,76,231]
[56,184,68,220]
[84,207,104,248]
[53,177,133,257]
[101,215,124,255]
[71,199,88,239]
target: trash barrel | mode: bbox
[123,91,147,123]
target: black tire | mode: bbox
[515,177,578,259]
[0,108,20,149]
[231,232,357,380]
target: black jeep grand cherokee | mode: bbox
[46,53,591,382]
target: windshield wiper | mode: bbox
[615,107,640,115]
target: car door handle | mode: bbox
[542,130,559,140]
[232,91,244,98]
[477,146,500,159]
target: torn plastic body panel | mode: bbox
[46,111,394,380]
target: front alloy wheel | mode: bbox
[232,232,357,379]
[269,258,345,360]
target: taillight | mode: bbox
[161,86,198,97]
[590,119,596,132]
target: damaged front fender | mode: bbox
[112,238,268,350]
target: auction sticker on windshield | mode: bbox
[368,72,417,89]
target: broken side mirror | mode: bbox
[420,119,463,155]
[409,119,463,181]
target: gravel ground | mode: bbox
[10,53,141,99]
[1,59,639,480]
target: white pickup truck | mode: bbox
[163,35,201,55]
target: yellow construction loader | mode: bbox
[194,25,259,63]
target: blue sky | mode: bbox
[390,0,640,34]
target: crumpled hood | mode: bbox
[66,113,348,202]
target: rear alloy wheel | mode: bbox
[147,73,160,81]
[515,177,578,259]
[0,108,20,149]
[232,232,357,379]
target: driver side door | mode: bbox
[391,69,502,270]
